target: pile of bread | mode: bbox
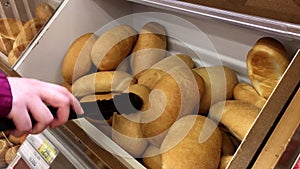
[0,2,54,66]
[0,132,27,168]
[60,22,291,169]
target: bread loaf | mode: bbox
[221,131,236,155]
[72,71,136,98]
[193,66,238,114]
[209,100,261,141]
[5,145,20,165]
[8,134,27,145]
[123,84,151,111]
[13,18,44,48]
[136,54,196,89]
[0,35,13,55]
[91,24,138,70]
[247,37,290,99]
[219,155,233,169]
[141,68,205,147]
[233,82,266,109]
[35,2,55,21]
[0,18,23,40]
[112,113,149,157]
[8,41,30,66]
[142,145,162,169]
[161,115,222,169]
[61,33,97,84]
[0,139,9,167]
[130,22,167,75]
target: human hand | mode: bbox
[7,77,84,137]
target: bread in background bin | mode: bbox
[91,24,138,71]
[246,37,290,99]
[61,33,97,84]
[58,15,293,168]
[209,100,261,141]
[233,82,266,109]
[140,56,205,147]
[35,2,55,21]
[160,115,222,169]
[193,66,238,115]
[130,22,167,76]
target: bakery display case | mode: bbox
[0,0,61,67]
[0,0,300,168]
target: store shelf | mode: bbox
[128,0,300,39]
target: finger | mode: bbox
[70,95,84,115]
[41,84,84,115]
[28,98,54,134]
[49,101,70,128]
[9,110,32,137]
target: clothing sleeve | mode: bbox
[0,71,12,118]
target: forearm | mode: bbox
[0,71,12,118]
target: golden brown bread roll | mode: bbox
[193,66,238,114]
[141,68,205,147]
[61,33,97,84]
[91,24,138,70]
[136,68,165,90]
[209,100,261,141]
[0,18,23,40]
[0,139,9,167]
[35,2,55,21]
[7,41,30,66]
[8,134,28,145]
[219,155,233,169]
[136,54,196,89]
[233,82,267,109]
[5,145,20,165]
[142,145,162,169]
[111,113,149,157]
[123,84,151,109]
[247,37,290,99]
[72,71,136,98]
[161,115,222,169]
[221,131,235,155]
[13,18,44,48]
[0,35,13,55]
[176,53,195,69]
[130,22,167,75]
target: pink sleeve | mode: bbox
[294,158,300,169]
[0,72,12,118]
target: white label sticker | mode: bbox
[19,140,50,169]
[27,134,59,164]
[18,134,60,168]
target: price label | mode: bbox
[18,134,59,168]
[19,140,50,169]
[37,140,57,164]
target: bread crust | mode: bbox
[193,66,238,114]
[0,18,23,40]
[35,2,55,21]
[91,25,138,70]
[130,22,167,75]
[141,69,205,147]
[161,115,222,169]
[233,82,266,108]
[61,33,97,84]
[247,37,290,99]
[209,100,261,141]
[72,71,136,98]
